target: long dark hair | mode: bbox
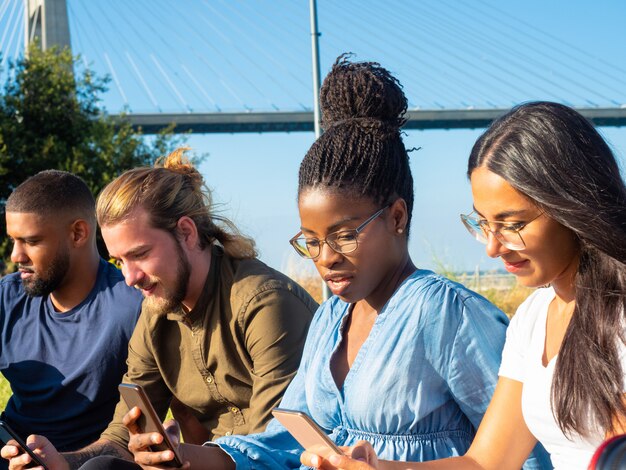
[297,54,414,231]
[469,101,626,437]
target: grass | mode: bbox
[0,376,9,410]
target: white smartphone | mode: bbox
[272,408,343,455]
[118,383,183,468]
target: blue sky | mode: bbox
[2,0,625,275]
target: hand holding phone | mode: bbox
[118,383,183,468]
[0,420,49,470]
[272,408,343,455]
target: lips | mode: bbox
[18,267,34,279]
[136,282,157,296]
[502,258,530,274]
[323,272,353,296]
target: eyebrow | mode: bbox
[114,244,151,259]
[8,234,43,242]
[473,207,531,220]
[300,215,361,235]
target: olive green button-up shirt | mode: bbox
[101,245,317,448]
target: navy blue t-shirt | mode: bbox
[0,259,142,451]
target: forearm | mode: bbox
[63,438,132,468]
[179,443,235,470]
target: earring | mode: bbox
[396,228,404,234]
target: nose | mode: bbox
[485,231,510,259]
[121,261,144,288]
[10,241,28,265]
[315,242,343,269]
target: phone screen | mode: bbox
[272,408,343,455]
[118,383,183,468]
[0,420,49,470]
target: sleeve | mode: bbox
[215,301,329,470]
[446,292,509,429]
[100,311,173,449]
[236,285,314,434]
[498,292,540,382]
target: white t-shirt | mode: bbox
[499,287,626,470]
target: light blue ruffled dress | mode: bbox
[217,269,551,469]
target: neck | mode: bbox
[550,253,579,305]
[359,255,417,314]
[49,248,101,312]
[181,246,212,312]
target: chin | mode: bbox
[515,274,549,289]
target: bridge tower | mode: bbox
[23,0,71,51]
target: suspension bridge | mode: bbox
[1,0,625,134]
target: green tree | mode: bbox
[0,45,185,264]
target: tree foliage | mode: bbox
[0,45,185,263]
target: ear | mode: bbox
[70,219,92,248]
[176,216,200,250]
[388,198,409,235]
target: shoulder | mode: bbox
[395,269,506,321]
[0,273,28,302]
[0,272,24,292]
[225,256,317,315]
[0,274,37,325]
[508,287,554,332]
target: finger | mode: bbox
[328,454,374,470]
[8,451,34,470]
[1,444,19,459]
[123,406,143,434]
[350,441,372,461]
[301,450,323,468]
[128,431,163,453]
[133,449,177,466]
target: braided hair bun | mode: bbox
[321,53,407,133]
[299,54,414,232]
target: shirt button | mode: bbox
[206,376,213,384]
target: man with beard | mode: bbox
[1,149,317,470]
[0,170,143,468]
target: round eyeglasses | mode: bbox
[460,211,544,251]
[290,206,388,260]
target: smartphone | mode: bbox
[118,383,183,468]
[0,420,49,469]
[271,408,343,455]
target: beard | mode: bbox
[21,247,70,297]
[142,240,192,316]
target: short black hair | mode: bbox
[6,170,96,224]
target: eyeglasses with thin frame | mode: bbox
[290,205,389,260]
[460,210,544,250]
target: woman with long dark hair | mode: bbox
[303,101,626,470]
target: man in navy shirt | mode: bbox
[0,170,142,464]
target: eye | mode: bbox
[335,232,357,242]
[305,239,320,248]
[501,222,526,232]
